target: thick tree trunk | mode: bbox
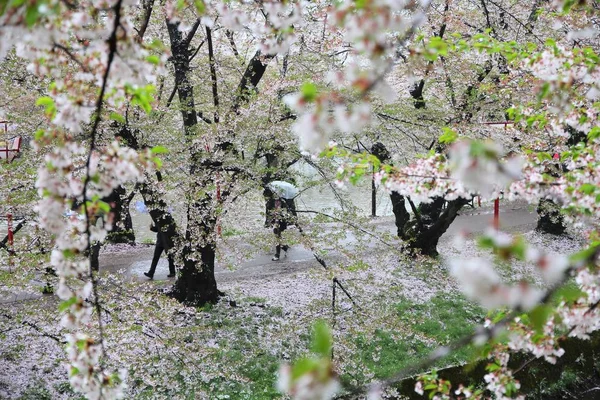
[104,185,135,244]
[166,19,220,305]
[375,141,467,257]
[536,198,566,235]
[232,50,275,113]
[165,19,276,306]
[391,192,467,257]
[171,244,219,305]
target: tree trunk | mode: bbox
[165,18,276,306]
[171,195,220,304]
[104,185,135,244]
[391,192,467,257]
[375,141,467,257]
[171,239,219,304]
[536,198,566,235]
[166,19,220,305]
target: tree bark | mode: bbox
[104,185,136,244]
[170,187,220,304]
[232,50,275,113]
[391,193,467,257]
[536,198,566,235]
[165,18,277,306]
[166,18,221,305]
[374,141,467,257]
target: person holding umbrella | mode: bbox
[264,181,299,261]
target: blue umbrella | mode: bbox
[268,181,299,199]
[135,200,148,214]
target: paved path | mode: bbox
[0,201,537,303]
[102,201,537,283]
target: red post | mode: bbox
[493,198,499,230]
[7,213,13,247]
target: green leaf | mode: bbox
[97,200,111,214]
[439,127,458,144]
[34,129,45,141]
[554,284,586,303]
[194,0,206,13]
[580,183,596,195]
[569,244,599,263]
[7,0,28,9]
[291,357,319,380]
[487,362,501,372]
[301,82,318,102]
[36,96,56,118]
[24,4,41,27]
[36,96,54,107]
[354,0,367,10]
[109,112,126,124]
[151,145,169,154]
[311,320,332,357]
[588,126,600,141]
[538,82,551,101]
[477,236,495,249]
[146,55,160,65]
[511,236,527,260]
[528,304,553,333]
[59,297,78,312]
[428,36,448,56]
[152,156,163,169]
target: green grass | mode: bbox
[202,335,282,399]
[395,293,484,343]
[349,292,486,383]
[18,383,52,400]
[350,330,430,381]
[245,296,267,304]
[222,228,245,237]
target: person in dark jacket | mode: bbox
[264,187,298,261]
[144,223,175,279]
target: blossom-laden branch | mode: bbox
[282,0,431,153]
[2,0,167,398]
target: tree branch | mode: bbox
[135,0,155,41]
[206,26,220,123]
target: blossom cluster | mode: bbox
[344,139,522,204]
[450,229,572,311]
[284,0,430,153]
[195,0,305,55]
[482,349,524,400]
[34,137,148,397]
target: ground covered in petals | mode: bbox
[0,229,585,399]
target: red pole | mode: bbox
[7,213,13,246]
[493,198,499,229]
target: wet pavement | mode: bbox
[101,201,537,283]
[0,201,537,303]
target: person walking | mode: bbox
[144,223,176,279]
[264,182,299,261]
